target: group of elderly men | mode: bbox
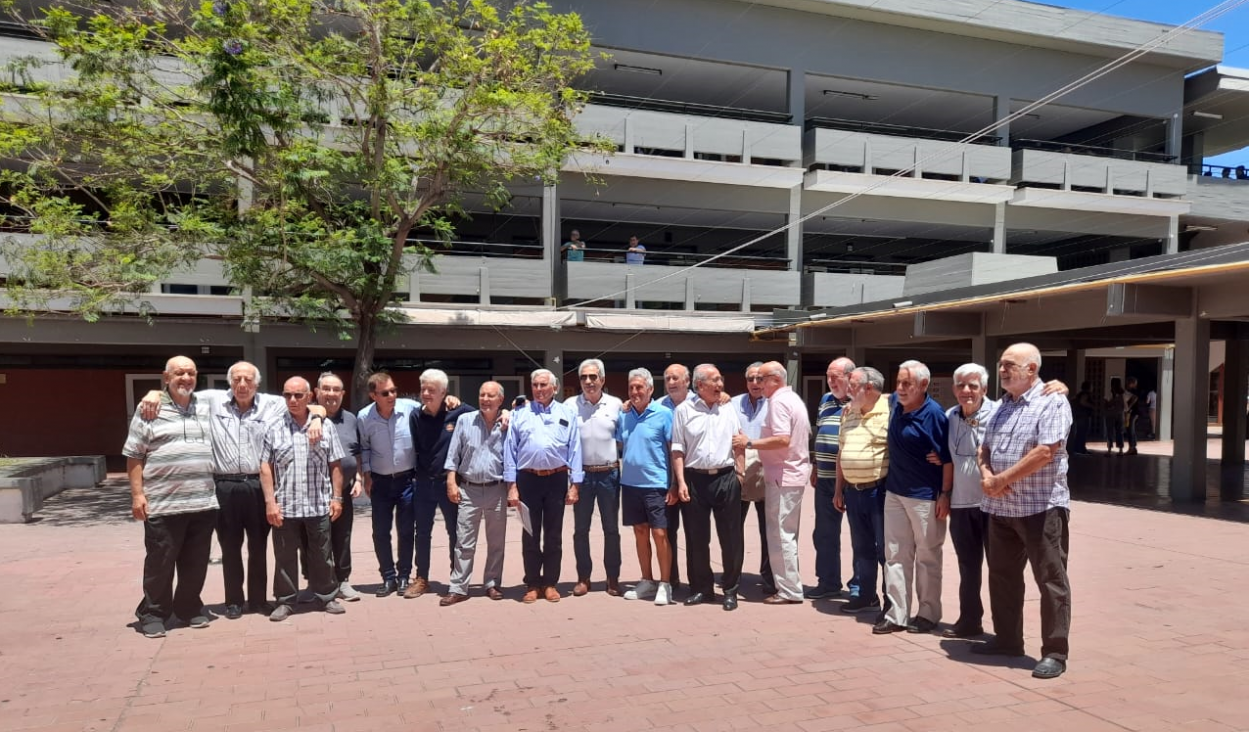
[124,342,1072,679]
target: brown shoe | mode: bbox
[572,579,590,597]
[486,587,504,601]
[544,586,561,603]
[606,578,621,597]
[439,593,468,607]
[403,576,429,599]
[522,587,540,604]
[763,594,803,605]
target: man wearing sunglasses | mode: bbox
[260,377,348,622]
[139,360,324,621]
[572,359,624,597]
[358,372,419,598]
[124,356,219,639]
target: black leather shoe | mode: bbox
[971,641,1026,656]
[1032,657,1066,679]
[396,578,411,596]
[941,624,984,639]
[375,580,398,598]
[872,619,908,634]
[247,601,274,616]
[224,604,243,620]
[907,617,938,634]
[683,592,716,606]
[722,593,738,612]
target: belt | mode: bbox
[457,475,503,487]
[583,464,617,473]
[214,473,259,481]
[522,466,568,477]
[846,479,882,491]
[687,466,734,476]
[371,469,414,480]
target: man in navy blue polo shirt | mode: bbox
[874,360,952,636]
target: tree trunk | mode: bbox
[351,312,378,413]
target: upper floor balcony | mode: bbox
[1009,139,1190,216]
[1186,163,1249,221]
[411,241,550,306]
[802,118,1015,204]
[566,93,804,189]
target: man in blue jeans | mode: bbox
[572,358,624,597]
[835,367,892,617]
[809,357,857,600]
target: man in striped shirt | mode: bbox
[441,381,509,605]
[124,356,219,639]
[809,357,856,601]
[260,377,347,622]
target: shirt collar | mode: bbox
[1006,379,1046,404]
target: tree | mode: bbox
[0,0,601,405]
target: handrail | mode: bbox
[587,92,792,125]
[414,239,544,258]
[804,117,1000,146]
[805,259,907,275]
[1194,162,1249,180]
[1012,138,1176,164]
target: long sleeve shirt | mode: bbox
[503,399,584,483]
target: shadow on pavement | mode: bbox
[33,476,135,527]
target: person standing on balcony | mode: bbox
[572,358,624,597]
[732,362,773,596]
[626,235,646,265]
[562,230,586,261]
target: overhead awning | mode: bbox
[399,308,577,328]
[586,313,758,333]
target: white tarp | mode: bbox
[584,313,758,333]
[399,308,576,328]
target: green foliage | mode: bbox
[0,0,603,356]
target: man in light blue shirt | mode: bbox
[625,235,646,265]
[617,368,676,606]
[357,373,419,598]
[503,368,583,603]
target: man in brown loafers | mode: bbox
[504,369,583,604]
[441,382,510,606]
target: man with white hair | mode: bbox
[875,360,952,636]
[405,368,474,599]
[503,368,583,603]
[572,358,624,597]
[139,360,323,620]
[260,376,347,622]
[976,343,1074,680]
[124,356,219,638]
[618,368,676,606]
[942,363,997,639]
[733,361,810,604]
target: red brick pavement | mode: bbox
[2,477,1249,732]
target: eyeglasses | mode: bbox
[579,374,600,382]
[746,376,765,383]
[282,392,310,400]
[376,388,398,397]
[181,413,206,444]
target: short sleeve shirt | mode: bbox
[837,394,890,486]
[813,393,846,479]
[981,379,1073,518]
[616,401,672,489]
[263,413,347,519]
[122,394,218,517]
[759,386,811,486]
[885,395,952,501]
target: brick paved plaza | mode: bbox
[2,477,1248,732]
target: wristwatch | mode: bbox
[330,496,343,503]
[746,440,753,449]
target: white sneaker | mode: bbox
[338,582,361,602]
[654,582,672,606]
[624,579,657,601]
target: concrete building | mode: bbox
[1,0,1246,489]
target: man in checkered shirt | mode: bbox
[974,343,1073,680]
[260,376,348,622]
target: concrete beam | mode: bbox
[1106,283,1193,318]
[795,325,853,349]
[914,311,983,338]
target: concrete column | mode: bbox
[972,333,998,396]
[1221,331,1249,500]
[846,347,867,371]
[1109,247,1132,263]
[786,350,801,391]
[543,184,560,303]
[1172,315,1211,503]
[1164,215,1180,255]
[991,202,1007,254]
[1165,112,1183,160]
[1064,349,1086,389]
[787,69,804,124]
[1159,346,1174,441]
[787,184,803,272]
[544,349,564,382]
[993,95,1011,147]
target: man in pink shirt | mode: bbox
[733,361,810,604]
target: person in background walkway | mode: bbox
[572,358,624,597]
[1071,381,1094,455]
[441,381,509,605]
[975,343,1073,680]
[1124,378,1142,454]
[1104,378,1127,456]
[124,356,220,639]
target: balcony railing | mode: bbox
[805,117,1000,146]
[1011,138,1176,164]
[1193,163,1249,180]
[563,246,790,271]
[1011,148,1187,199]
[588,92,791,125]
